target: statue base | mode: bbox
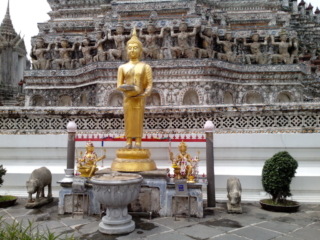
[25,197,53,209]
[111,149,157,172]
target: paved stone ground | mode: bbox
[0,198,319,240]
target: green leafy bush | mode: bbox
[0,165,6,188]
[262,151,298,203]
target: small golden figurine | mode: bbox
[77,141,106,178]
[169,141,200,183]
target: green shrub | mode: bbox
[262,151,298,203]
[0,165,6,188]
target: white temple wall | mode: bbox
[0,133,319,203]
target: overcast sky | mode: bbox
[0,0,319,58]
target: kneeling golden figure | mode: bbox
[78,141,106,178]
[111,28,157,172]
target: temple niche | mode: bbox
[59,95,72,107]
[109,92,123,107]
[224,92,234,104]
[276,92,293,103]
[146,91,161,106]
[80,93,88,106]
[183,90,199,105]
[244,92,263,104]
[31,95,45,107]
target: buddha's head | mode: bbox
[178,141,187,153]
[126,28,143,59]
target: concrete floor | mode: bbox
[0,198,319,240]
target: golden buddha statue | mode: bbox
[110,28,157,172]
[77,141,106,178]
[169,141,199,183]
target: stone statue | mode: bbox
[53,34,77,69]
[227,177,242,213]
[217,26,237,62]
[243,31,269,64]
[170,18,199,59]
[169,141,199,183]
[139,19,165,59]
[271,29,292,64]
[93,29,108,62]
[79,34,94,66]
[25,167,53,208]
[111,28,157,172]
[31,36,52,70]
[77,141,106,178]
[107,18,131,61]
[198,21,216,58]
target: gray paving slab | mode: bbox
[116,220,172,240]
[34,220,66,232]
[272,236,298,240]
[76,221,99,235]
[308,221,320,230]
[177,223,225,239]
[60,216,95,227]
[272,214,316,227]
[288,227,320,240]
[231,226,282,240]
[228,214,267,226]
[151,216,198,229]
[210,233,251,240]
[146,231,195,240]
[46,226,81,239]
[255,221,301,234]
[201,218,244,232]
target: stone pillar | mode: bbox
[204,120,216,207]
[58,121,77,184]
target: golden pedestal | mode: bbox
[111,149,157,172]
[78,168,98,178]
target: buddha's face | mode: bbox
[127,43,141,59]
[61,40,68,48]
[116,27,124,34]
[252,34,259,42]
[280,34,288,41]
[225,33,232,41]
[147,25,155,34]
[36,40,44,48]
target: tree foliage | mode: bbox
[262,151,298,203]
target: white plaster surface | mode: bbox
[0,133,319,202]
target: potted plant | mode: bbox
[260,151,300,212]
[0,165,17,208]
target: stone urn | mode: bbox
[91,173,143,234]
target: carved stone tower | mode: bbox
[0,0,28,105]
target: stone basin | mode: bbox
[91,173,143,235]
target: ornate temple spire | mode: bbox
[0,0,18,42]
